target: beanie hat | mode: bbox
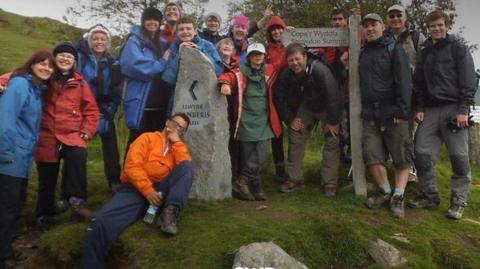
[141,7,163,25]
[164,2,182,16]
[233,15,250,29]
[53,42,78,60]
[205,12,222,25]
[87,24,111,50]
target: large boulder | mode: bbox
[172,46,231,200]
[232,242,308,269]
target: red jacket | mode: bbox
[266,16,287,73]
[219,64,282,139]
[161,24,176,44]
[35,72,99,162]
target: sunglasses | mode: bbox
[388,14,403,19]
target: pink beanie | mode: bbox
[233,15,250,29]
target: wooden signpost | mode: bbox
[282,15,367,196]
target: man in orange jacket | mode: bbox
[80,113,194,269]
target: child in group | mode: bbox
[218,43,282,201]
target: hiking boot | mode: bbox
[408,167,417,183]
[324,185,337,197]
[36,216,55,230]
[390,195,405,218]
[446,199,465,220]
[279,179,304,193]
[157,205,180,235]
[250,182,268,201]
[364,189,391,209]
[232,176,255,201]
[70,202,94,221]
[407,197,439,209]
[54,199,69,214]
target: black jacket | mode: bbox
[273,59,343,125]
[414,34,477,114]
[198,28,226,45]
[359,35,411,122]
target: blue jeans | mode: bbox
[79,161,194,269]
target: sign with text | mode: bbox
[471,106,480,123]
[281,28,349,47]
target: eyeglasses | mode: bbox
[57,54,75,61]
[169,118,188,133]
[388,14,403,19]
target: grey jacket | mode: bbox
[414,34,477,114]
[359,35,412,122]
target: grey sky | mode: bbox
[0,0,478,68]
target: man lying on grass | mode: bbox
[80,113,194,269]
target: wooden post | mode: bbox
[348,14,367,196]
[281,21,366,195]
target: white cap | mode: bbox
[387,4,406,14]
[246,43,266,56]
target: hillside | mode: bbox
[0,9,84,73]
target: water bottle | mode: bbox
[143,192,162,224]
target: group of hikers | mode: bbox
[0,2,477,268]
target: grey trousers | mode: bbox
[414,104,472,206]
[287,106,340,186]
[239,140,270,183]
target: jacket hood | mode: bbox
[266,16,286,43]
[130,25,144,39]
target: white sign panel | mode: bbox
[470,106,480,123]
[281,28,349,47]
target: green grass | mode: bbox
[0,9,84,73]
[21,128,480,269]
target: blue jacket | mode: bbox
[76,38,121,120]
[120,25,167,129]
[0,75,44,178]
[161,35,223,86]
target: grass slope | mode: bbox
[0,9,83,73]
[24,133,480,269]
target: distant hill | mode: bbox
[0,9,84,73]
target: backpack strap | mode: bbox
[412,30,420,52]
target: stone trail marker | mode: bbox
[281,15,367,196]
[172,46,232,200]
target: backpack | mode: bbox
[306,50,345,83]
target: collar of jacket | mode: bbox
[385,25,415,41]
[130,25,165,51]
[201,28,219,37]
[55,72,84,90]
[173,34,202,47]
[23,74,47,94]
[365,34,394,48]
[422,34,455,49]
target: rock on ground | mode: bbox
[368,239,407,268]
[232,241,308,269]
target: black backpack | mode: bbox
[306,50,345,83]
